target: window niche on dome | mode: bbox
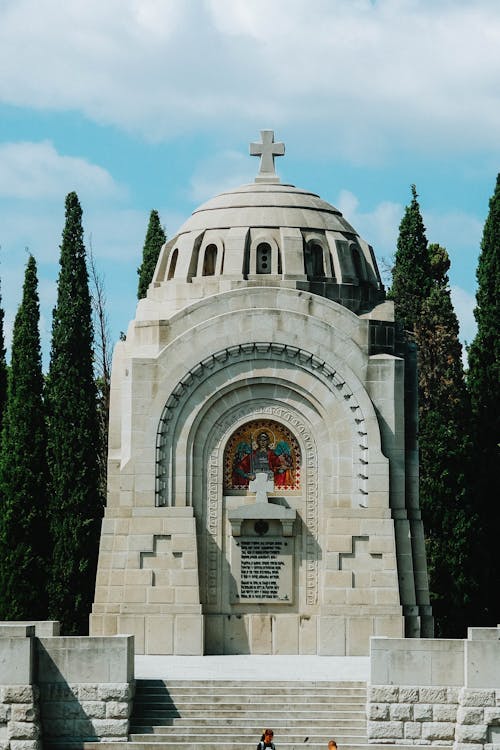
[256,242,272,274]
[304,241,326,279]
[202,244,218,276]
[167,248,178,280]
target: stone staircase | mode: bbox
[85,678,379,750]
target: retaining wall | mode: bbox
[368,627,500,750]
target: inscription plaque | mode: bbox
[231,536,293,603]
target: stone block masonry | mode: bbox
[367,629,500,750]
[0,624,134,750]
[0,684,41,750]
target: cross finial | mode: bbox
[250,130,285,183]
[248,472,275,503]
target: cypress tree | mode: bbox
[46,192,102,635]
[0,277,7,433]
[0,255,48,619]
[389,185,433,331]
[137,209,166,299]
[467,173,500,625]
[391,188,478,635]
[415,245,476,635]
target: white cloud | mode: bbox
[0,1,499,158]
[188,150,253,203]
[0,141,125,200]
[336,188,402,263]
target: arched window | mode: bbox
[167,248,178,280]
[304,242,325,278]
[202,244,217,276]
[256,242,272,274]
[351,245,365,281]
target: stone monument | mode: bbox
[90,130,433,655]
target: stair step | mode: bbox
[130,723,365,733]
[125,677,375,750]
[81,744,453,750]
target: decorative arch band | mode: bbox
[155,342,369,506]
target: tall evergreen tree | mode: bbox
[415,245,476,635]
[0,276,7,433]
[389,185,433,331]
[0,255,48,619]
[391,187,478,635]
[137,209,166,299]
[467,173,500,625]
[46,192,103,635]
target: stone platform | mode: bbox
[135,655,370,681]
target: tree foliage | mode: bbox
[389,185,433,331]
[88,241,112,502]
[467,173,500,625]
[391,186,476,636]
[137,209,166,299]
[0,274,7,434]
[415,245,476,635]
[46,192,103,634]
[0,255,48,619]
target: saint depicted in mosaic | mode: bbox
[224,420,301,491]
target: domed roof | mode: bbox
[151,131,385,316]
[177,182,358,236]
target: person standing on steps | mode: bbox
[328,740,338,750]
[257,729,275,750]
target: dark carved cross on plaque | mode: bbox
[250,130,285,183]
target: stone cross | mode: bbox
[250,130,285,183]
[248,472,275,503]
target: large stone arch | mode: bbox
[154,342,387,511]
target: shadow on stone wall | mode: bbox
[36,640,132,748]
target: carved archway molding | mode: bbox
[155,342,369,507]
[201,401,318,606]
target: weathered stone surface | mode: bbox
[460,688,495,707]
[419,688,447,704]
[369,703,390,720]
[414,704,433,721]
[400,688,420,703]
[0,705,10,722]
[8,722,39,740]
[433,703,457,722]
[390,703,412,721]
[10,705,38,722]
[447,687,460,703]
[89,719,128,737]
[421,721,455,741]
[484,706,500,723]
[80,701,106,719]
[368,720,404,739]
[453,744,481,750]
[10,741,41,750]
[78,684,99,701]
[404,721,421,739]
[2,687,34,704]
[457,706,485,724]
[105,701,130,719]
[97,683,131,701]
[455,724,488,742]
[370,686,399,703]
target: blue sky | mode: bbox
[1,0,499,368]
